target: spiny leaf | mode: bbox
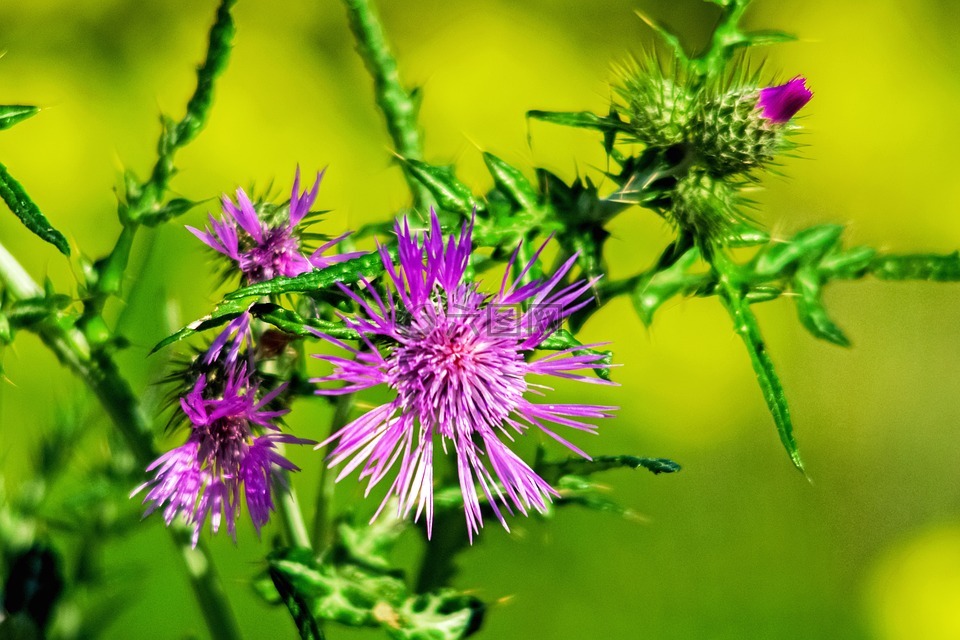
[635,10,687,60]
[817,246,876,279]
[267,547,484,640]
[255,305,358,340]
[725,222,770,248]
[4,295,72,330]
[391,591,485,640]
[401,159,479,215]
[0,163,70,256]
[0,105,40,131]
[541,455,681,484]
[552,476,639,520]
[482,153,538,212]
[743,29,798,47]
[150,296,252,353]
[632,247,701,325]
[753,224,843,277]
[174,0,236,147]
[539,329,613,381]
[225,249,395,299]
[794,266,850,347]
[269,549,326,640]
[335,510,405,573]
[526,109,625,134]
[139,197,200,227]
[716,260,804,472]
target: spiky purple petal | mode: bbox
[758,76,813,124]
[312,209,617,540]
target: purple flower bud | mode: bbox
[186,167,363,283]
[757,76,813,124]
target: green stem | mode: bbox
[342,0,435,210]
[275,475,312,549]
[311,393,354,550]
[175,529,245,640]
[0,240,243,640]
[414,505,470,593]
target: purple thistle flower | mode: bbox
[135,364,310,545]
[757,76,813,124]
[312,210,617,540]
[187,167,363,283]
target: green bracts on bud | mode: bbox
[690,88,786,177]
[667,168,746,239]
[614,60,694,148]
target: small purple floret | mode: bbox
[312,210,617,540]
[186,167,362,283]
[757,76,813,124]
[135,359,310,545]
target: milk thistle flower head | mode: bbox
[757,76,813,124]
[135,360,310,545]
[690,74,813,179]
[312,210,617,539]
[187,167,362,283]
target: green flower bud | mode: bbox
[667,168,746,240]
[614,58,694,148]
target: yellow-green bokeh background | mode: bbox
[2,0,960,638]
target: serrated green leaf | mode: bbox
[481,153,538,212]
[744,29,798,47]
[0,163,70,256]
[632,247,700,325]
[715,255,804,472]
[4,295,71,330]
[818,246,876,279]
[635,11,688,60]
[267,547,483,639]
[139,197,199,227]
[539,329,612,381]
[150,297,253,353]
[390,591,485,640]
[526,109,625,134]
[225,249,394,299]
[725,222,770,248]
[401,160,479,215]
[0,312,10,344]
[794,266,850,347]
[753,225,843,277]
[255,305,359,340]
[335,510,405,573]
[0,105,40,131]
[552,476,638,520]
[269,548,405,630]
[270,552,326,640]
[541,455,680,484]
[744,285,782,304]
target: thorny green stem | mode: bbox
[0,240,243,640]
[94,0,236,305]
[342,0,436,211]
[587,245,960,321]
[311,392,355,550]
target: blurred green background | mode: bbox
[2,0,960,638]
